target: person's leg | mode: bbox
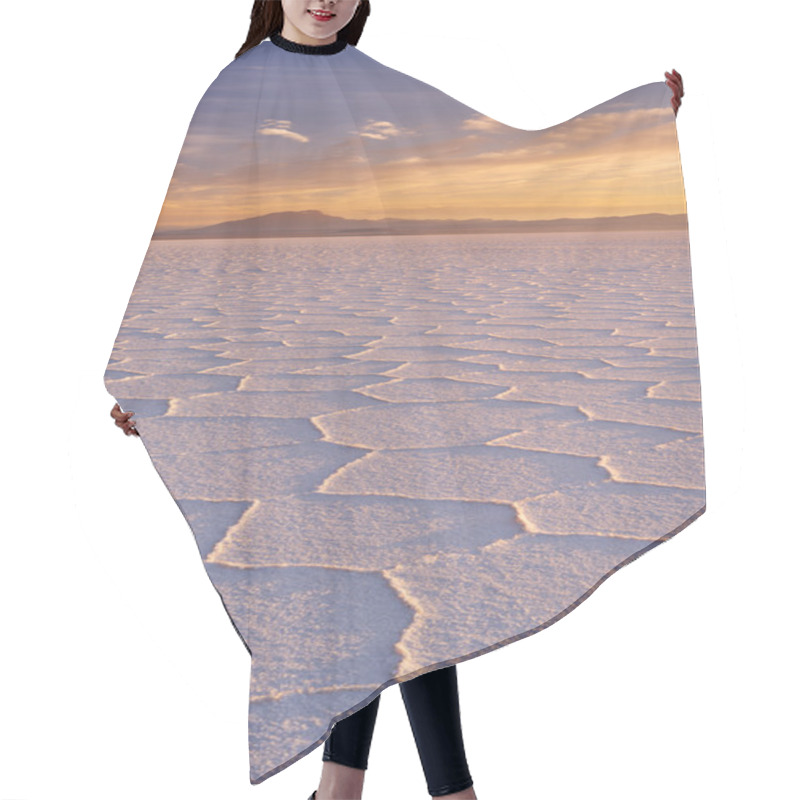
[316,693,381,800]
[400,664,476,798]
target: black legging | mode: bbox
[323,664,474,797]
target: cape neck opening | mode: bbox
[270,31,348,55]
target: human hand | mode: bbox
[110,402,140,436]
[665,69,684,116]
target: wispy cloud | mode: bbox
[257,119,310,143]
[359,119,414,140]
[462,115,506,133]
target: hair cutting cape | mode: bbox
[104,31,706,785]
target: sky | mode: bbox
[155,41,685,232]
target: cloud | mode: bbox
[359,119,413,140]
[257,119,310,143]
[462,114,506,133]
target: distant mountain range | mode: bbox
[152,209,688,240]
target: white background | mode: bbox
[2,1,796,798]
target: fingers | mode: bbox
[119,419,139,435]
[110,404,132,424]
[664,69,683,117]
[664,69,684,97]
[110,402,140,436]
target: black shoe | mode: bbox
[307,792,317,800]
